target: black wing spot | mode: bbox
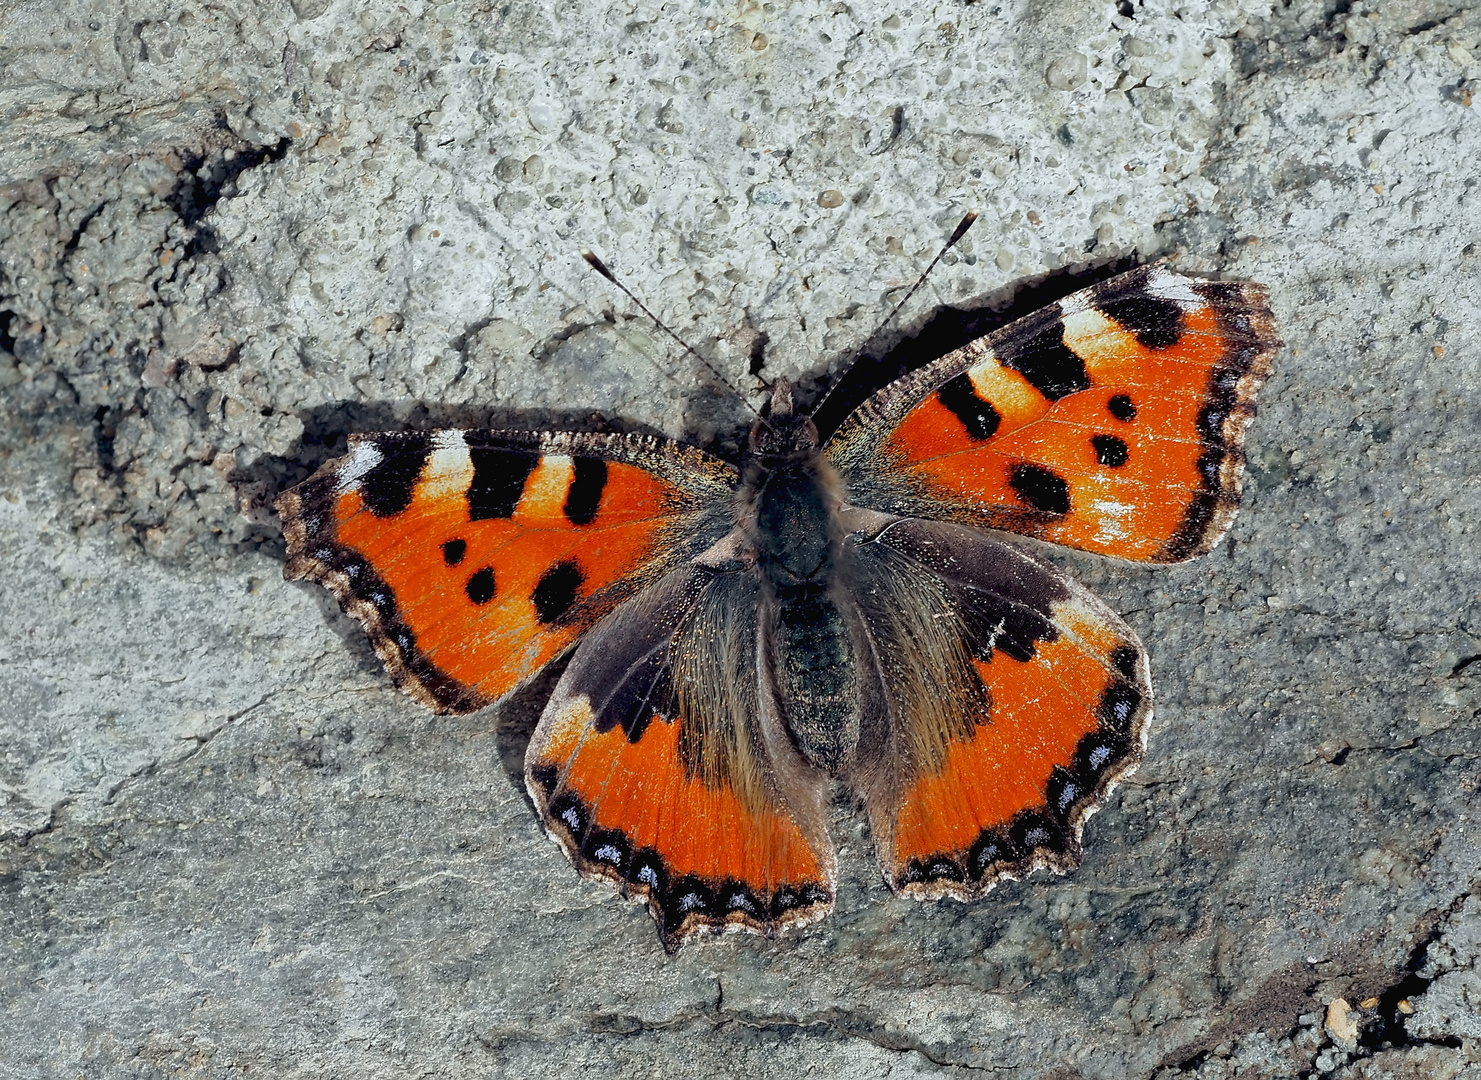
[721,882,762,915]
[1099,293,1184,350]
[665,876,719,920]
[769,882,828,918]
[441,538,467,566]
[359,433,431,517]
[1009,463,1071,515]
[564,456,609,525]
[628,849,668,894]
[532,559,584,624]
[1092,434,1129,468]
[936,373,1002,440]
[996,318,1091,401]
[1107,394,1137,422]
[583,828,632,872]
[968,831,1010,877]
[1009,810,1064,853]
[1110,644,1140,678]
[1197,401,1232,443]
[549,791,589,841]
[467,443,538,521]
[1196,450,1222,487]
[465,567,497,605]
[1046,766,1082,819]
[1099,681,1143,737]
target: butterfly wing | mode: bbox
[838,514,1151,896]
[525,551,836,951]
[276,429,736,713]
[826,264,1280,562]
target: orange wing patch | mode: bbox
[528,702,832,950]
[842,518,1151,899]
[277,429,734,713]
[829,264,1280,563]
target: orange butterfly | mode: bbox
[277,260,1278,951]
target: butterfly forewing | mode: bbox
[277,429,736,713]
[825,264,1280,563]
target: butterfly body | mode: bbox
[743,381,866,773]
[277,262,1279,950]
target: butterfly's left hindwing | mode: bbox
[276,429,736,713]
[827,264,1280,563]
[526,557,836,951]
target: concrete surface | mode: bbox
[3,0,1480,1076]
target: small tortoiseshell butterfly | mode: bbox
[276,259,1278,951]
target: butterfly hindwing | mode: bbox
[276,429,736,713]
[840,516,1152,897]
[826,264,1280,563]
[525,552,836,951]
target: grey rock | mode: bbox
[3,0,1480,1077]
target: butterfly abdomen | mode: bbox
[743,431,864,772]
[771,580,859,772]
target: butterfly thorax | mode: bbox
[742,380,861,773]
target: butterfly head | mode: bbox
[749,377,821,465]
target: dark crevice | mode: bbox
[747,330,769,377]
[581,1005,1003,1073]
[0,309,17,354]
[2,797,75,847]
[169,136,290,226]
[1168,1048,1209,1074]
[197,341,242,373]
[1360,899,1470,1051]
[61,203,106,255]
[170,134,291,262]
[93,405,118,474]
[1448,653,1481,677]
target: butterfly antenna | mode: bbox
[580,250,769,426]
[815,211,979,417]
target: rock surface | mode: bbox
[3,0,1480,1076]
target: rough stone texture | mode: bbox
[3,0,1480,1076]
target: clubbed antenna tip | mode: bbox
[578,248,768,427]
[580,249,616,283]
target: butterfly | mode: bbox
[275,258,1278,951]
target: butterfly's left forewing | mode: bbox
[276,429,736,713]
